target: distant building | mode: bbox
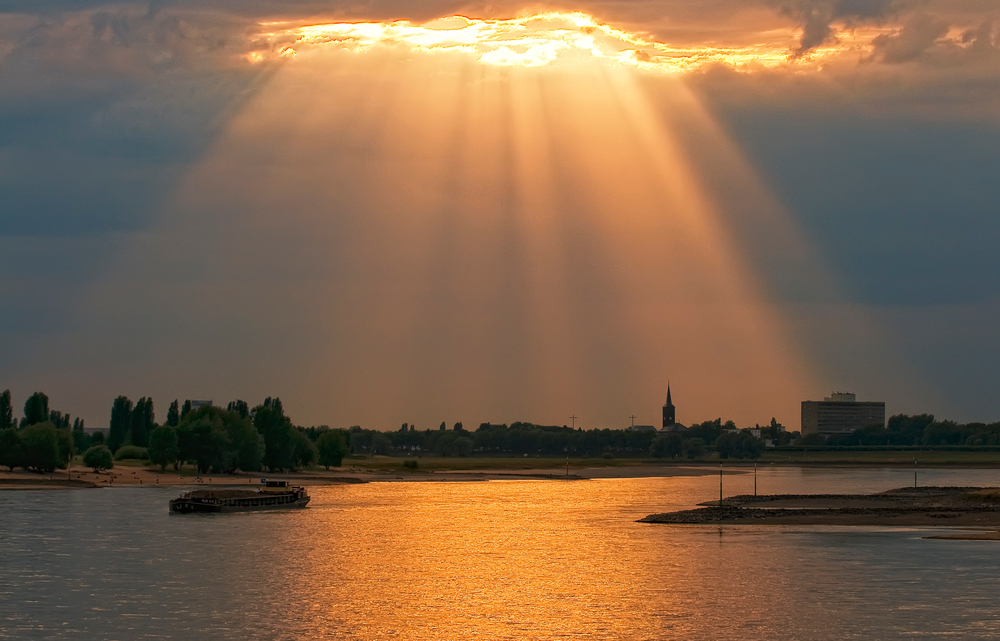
[661,385,687,432]
[627,425,658,432]
[801,392,885,437]
[190,400,213,411]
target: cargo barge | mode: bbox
[169,480,310,513]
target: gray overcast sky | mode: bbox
[1,0,998,429]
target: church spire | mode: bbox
[662,383,675,428]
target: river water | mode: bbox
[3,466,1000,639]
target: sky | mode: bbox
[1,0,999,431]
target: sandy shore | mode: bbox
[639,486,1000,530]
[0,462,726,489]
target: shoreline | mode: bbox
[0,462,730,489]
[3,458,999,490]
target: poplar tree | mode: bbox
[0,390,13,430]
[22,392,49,427]
[130,397,154,448]
[166,400,180,427]
[108,396,133,452]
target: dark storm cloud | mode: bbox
[773,0,903,56]
[870,12,950,61]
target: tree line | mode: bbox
[346,418,790,460]
[0,390,349,475]
[798,414,1000,448]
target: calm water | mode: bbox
[3,467,1000,639]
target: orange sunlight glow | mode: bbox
[254,12,882,71]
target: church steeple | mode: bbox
[662,384,675,428]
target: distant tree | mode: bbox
[399,423,409,432]
[72,417,84,432]
[181,399,192,420]
[0,428,22,471]
[453,436,473,456]
[291,429,317,470]
[650,433,682,458]
[56,427,74,468]
[108,396,133,453]
[682,437,706,459]
[22,392,50,427]
[371,433,392,455]
[227,400,250,420]
[20,423,61,472]
[147,426,179,471]
[0,390,14,430]
[317,430,350,469]
[686,419,724,447]
[166,400,180,427]
[439,422,446,431]
[130,397,154,447]
[83,445,114,472]
[48,410,71,429]
[454,422,463,431]
[228,418,264,473]
[252,397,296,472]
[71,425,90,453]
[185,417,231,474]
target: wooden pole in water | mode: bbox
[754,461,757,496]
[719,463,723,508]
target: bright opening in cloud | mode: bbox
[259,12,853,72]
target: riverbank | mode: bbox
[639,486,1000,528]
[0,458,734,489]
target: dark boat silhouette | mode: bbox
[169,480,310,513]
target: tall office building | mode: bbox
[801,392,885,437]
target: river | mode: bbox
[3,466,1000,639]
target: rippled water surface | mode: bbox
[4,466,1000,639]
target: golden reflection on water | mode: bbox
[292,480,678,639]
[6,469,1000,639]
[250,470,995,640]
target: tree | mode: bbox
[227,400,250,420]
[130,397,154,448]
[682,437,706,459]
[147,426,180,471]
[181,399,192,420]
[252,397,296,472]
[650,433,682,458]
[166,400,180,427]
[56,427,74,468]
[22,392,50,427]
[291,429,317,470]
[440,422,446,431]
[20,423,61,472]
[0,428,22,471]
[317,430,350,469]
[109,396,133,453]
[228,419,264,473]
[185,417,231,474]
[83,445,114,472]
[175,406,264,474]
[0,390,14,430]
[371,433,392,455]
